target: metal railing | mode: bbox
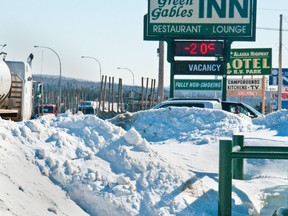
[218,134,288,216]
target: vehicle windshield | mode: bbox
[79,101,94,107]
[155,102,205,109]
[37,106,56,114]
[244,103,263,117]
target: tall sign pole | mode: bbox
[222,40,232,101]
[278,14,283,110]
[157,41,164,102]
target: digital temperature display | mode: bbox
[174,41,224,57]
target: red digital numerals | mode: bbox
[174,41,223,57]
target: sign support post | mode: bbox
[261,76,266,114]
[170,65,174,98]
[222,40,231,101]
[278,14,283,110]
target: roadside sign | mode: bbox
[269,68,288,86]
[283,77,288,86]
[282,101,288,109]
[269,76,278,86]
[175,79,222,90]
[227,78,262,96]
[227,48,272,75]
[281,87,288,101]
[174,61,223,75]
[146,0,256,41]
[282,93,288,100]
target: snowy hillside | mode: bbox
[1,108,288,215]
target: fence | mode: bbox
[98,76,157,114]
[35,75,157,117]
[218,135,288,216]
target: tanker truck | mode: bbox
[0,60,33,121]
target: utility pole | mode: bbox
[157,41,164,102]
[278,14,283,110]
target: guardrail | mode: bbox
[218,135,288,216]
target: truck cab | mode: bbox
[78,101,97,114]
[34,104,57,117]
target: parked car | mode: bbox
[153,98,222,110]
[221,101,264,118]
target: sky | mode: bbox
[1,0,288,86]
[1,107,288,215]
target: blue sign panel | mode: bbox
[282,101,288,109]
[269,68,288,86]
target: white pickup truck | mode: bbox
[153,98,222,110]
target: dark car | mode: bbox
[221,101,264,118]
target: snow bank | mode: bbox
[1,107,287,215]
[253,109,288,136]
[0,122,88,215]
[110,107,257,143]
[1,113,198,215]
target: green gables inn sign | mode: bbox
[145,0,257,41]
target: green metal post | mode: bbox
[170,64,174,98]
[167,40,174,99]
[232,152,288,159]
[232,135,244,180]
[222,74,227,101]
[218,139,232,216]
[221,40,231,101]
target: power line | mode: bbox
[258,7,288,12]
[283,16,288,25]
[257,27,288,32]
[282,44,288,52]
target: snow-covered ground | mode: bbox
[1,107,288,216]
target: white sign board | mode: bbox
[227,78,262,96]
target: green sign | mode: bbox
[175,79,222,90]
[227,48,272,75]
[146,0,257,41]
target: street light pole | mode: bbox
[34,45,62,112]
[0,44,6,51]
[81,56,102,81]
[117,67,135,86]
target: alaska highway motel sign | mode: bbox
[144,0,257,41]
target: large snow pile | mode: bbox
[1,108,288,216]
[110,107,257,142]
[253,109,288,136]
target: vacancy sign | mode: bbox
[227,78,262,96]
[174,61,223,75]
[147,0,256,40]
